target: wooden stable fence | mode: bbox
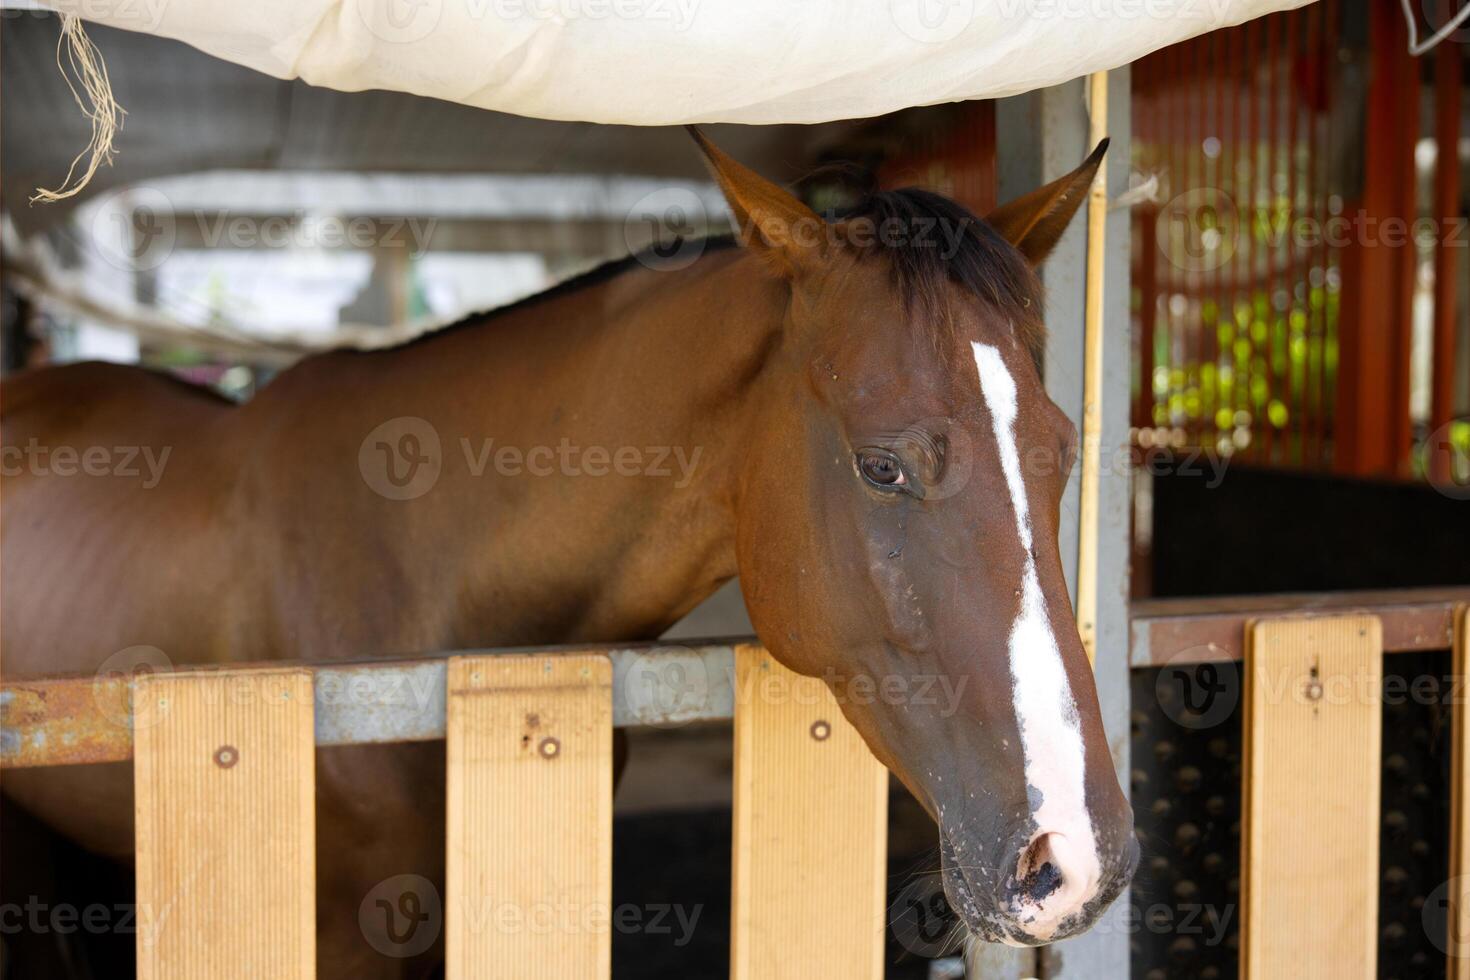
[1133,587,1470,979]
[5,588,1470,977]
[1,643,888,980]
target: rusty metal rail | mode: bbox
[1131,587,1470,667]
[1,642,741,769]
[9,587,1468,768]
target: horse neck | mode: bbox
[279,248,789,648]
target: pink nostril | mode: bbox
[1016,833,1066,903]
[1011,832,1092,934]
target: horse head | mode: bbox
[692,130,1137,945]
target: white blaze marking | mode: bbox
[971,341,1100,934]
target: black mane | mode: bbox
[835,187,1045,363]
[384,187,1041,362]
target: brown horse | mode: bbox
[1,131,1135,974]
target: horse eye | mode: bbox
[857,450,908,490]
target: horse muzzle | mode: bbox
[939,819,1139,947]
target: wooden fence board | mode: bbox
[1451,605,1470,980]
[1243,615,1382,979]
[445,654,613,980]
[730,645,888,980]
[133,668,315,980]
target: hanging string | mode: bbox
[31,14,125,204]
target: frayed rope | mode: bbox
[31,14,125,204]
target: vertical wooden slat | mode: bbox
[1450,605,1470,979]
[134,668,315,980]
[730,645,888,980]
[1242,615,1382,979]
[445,653,612,980]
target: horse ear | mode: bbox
[985,138,1109,265]
[687,127,824,277]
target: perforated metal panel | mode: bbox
[1131,664,1242,980]
[1377,650,1453,980]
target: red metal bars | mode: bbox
[876,101,997,216]
[1432,39,1463,484]
[1131,3,1343,470]
[1334,1,1419,478]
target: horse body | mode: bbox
[4,247,775,975]
[3,134,1136,976]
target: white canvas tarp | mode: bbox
[50,0,1312,124]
